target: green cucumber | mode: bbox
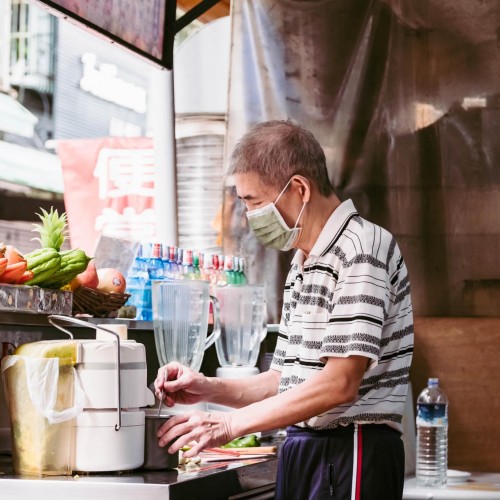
[25,248,60,270]
[40,249,92,289]
[25,247,62,286]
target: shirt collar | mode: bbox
[292,198,358,265]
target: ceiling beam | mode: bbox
[177,0,230,23]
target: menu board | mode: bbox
[32,0,167,66]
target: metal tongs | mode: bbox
[157,371,166,418]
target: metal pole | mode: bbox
[0,0,12,91]
[151,66,178,246]
[150,0,223,246]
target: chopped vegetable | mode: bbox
[221,434,260,448]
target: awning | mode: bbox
[0,140,64,193]
[0,92,38,138]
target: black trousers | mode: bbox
[275,424,405,500]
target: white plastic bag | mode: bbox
[1,355,84,424]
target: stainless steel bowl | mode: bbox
[143,416,179,470]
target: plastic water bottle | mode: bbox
[148,243,165,280]
[125,249,145,319]
[139,243,153,321]
[416,377,449,487]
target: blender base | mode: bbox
[216,366,260,379]
[210,367,260,412]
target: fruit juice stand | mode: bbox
[2,0,500,496]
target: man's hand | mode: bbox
[157,410,234,458]
[154,362,209,407]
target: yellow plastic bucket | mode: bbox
[1,342,83,476]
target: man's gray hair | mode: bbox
[227,120,334,197]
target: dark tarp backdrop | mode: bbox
[222,0,500,321]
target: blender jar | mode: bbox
[214,285,267,371]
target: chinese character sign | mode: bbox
[57,137,156,254]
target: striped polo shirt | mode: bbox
[270,199,414,432]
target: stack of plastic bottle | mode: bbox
[125,242,247,321]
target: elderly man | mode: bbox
[155,120,413,499]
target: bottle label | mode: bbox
[417,403,448,426]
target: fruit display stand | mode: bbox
[1,207,129,319]
[0,282,128,319]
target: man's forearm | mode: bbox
[228,356,367,437]
[229,375,351,436]
[205,369,281,408]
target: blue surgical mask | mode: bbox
[246,178,307,251]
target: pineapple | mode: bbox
[32,207,68,251]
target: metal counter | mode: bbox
[0,454,278,500]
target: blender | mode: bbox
[152,280,221,372]
[151,279,221,416]
[214,285,267,379]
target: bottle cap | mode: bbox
[428,377,439,387]
[224,256,233,271]
[183,249,193,265]
[152,243,162,258]
[162,244,170,260]
[141,242,152,258]
[203,253,213,269]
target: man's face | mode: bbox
[234,172,279,211]
[234,172,299,230]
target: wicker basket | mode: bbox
[72,286,131,318]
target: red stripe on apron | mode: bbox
[355,424,363,500]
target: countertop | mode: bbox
[3,453,500,499]
[0,453,279,500]
[403,473,500,499]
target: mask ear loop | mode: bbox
[274,177,294,205]
[275,176,308,229]
[293,201,307,229]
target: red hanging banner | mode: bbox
[56,137,155,254]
